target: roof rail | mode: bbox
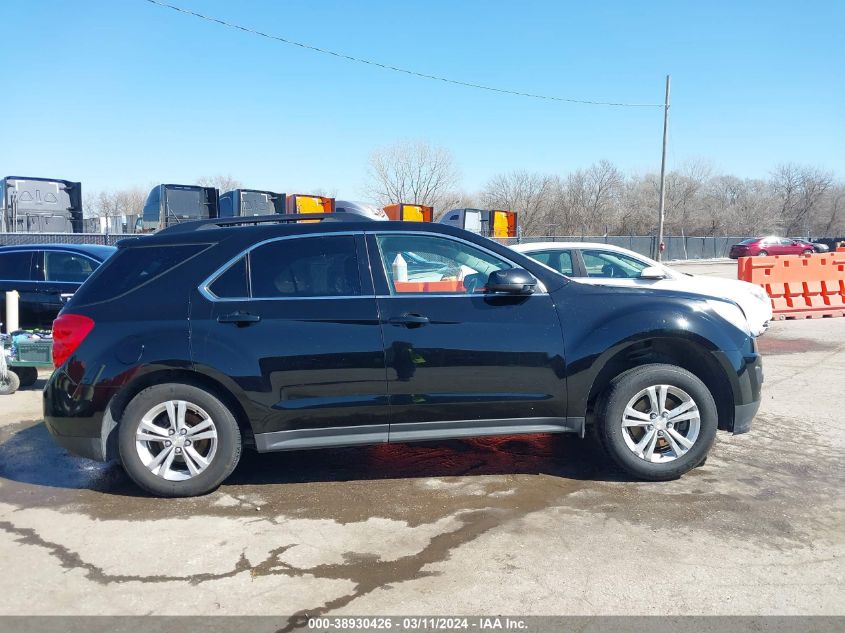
[156,213,373,235]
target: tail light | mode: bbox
[52,314,95,368]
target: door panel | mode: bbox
[189,234,389,447]
[379,294,567,425]
[367,233,568,436]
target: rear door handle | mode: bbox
[217,311,261,326]
[388,313,430,327]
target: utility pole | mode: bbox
[655,74,671,261]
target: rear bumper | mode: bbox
[43,369,116,462]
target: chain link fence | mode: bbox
[0,233,126,247]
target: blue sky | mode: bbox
[1,0,842,197]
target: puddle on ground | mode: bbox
[1,413,842,549]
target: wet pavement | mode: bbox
[1,318,843,617]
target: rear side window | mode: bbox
[0,252,33,281]
[71,243,208,304]
[250,236,360,298]
[529,250,574,276]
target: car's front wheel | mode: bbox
[757,250,768,256]
[596,364,717,480]
[118,383,242,497]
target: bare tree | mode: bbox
[553,160,624,235]
[87,187,147,232]
[771,164,833,237]
[196,174,243,192]
[365,140,461,215]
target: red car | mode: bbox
[729,236,817,258]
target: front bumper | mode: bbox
[733,399,761,435]
[712,339,763,434]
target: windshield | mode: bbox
[739,238,759,245]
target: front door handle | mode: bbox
[218,311,261,326]
[388,313,430,327]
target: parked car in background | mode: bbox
[0,244,116,329]
[44,216,762,497]
[511,242,772,336]
[729,236,816,258]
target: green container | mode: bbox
[16,339,53,364]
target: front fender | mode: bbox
[553,283,752,418]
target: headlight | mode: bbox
[706,299,751,335]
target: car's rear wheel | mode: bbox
[118,383,242,497]
[596,364,717,481]
[757,250,768,256]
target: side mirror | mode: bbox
[639,266,666,280]
[486,268,537,295]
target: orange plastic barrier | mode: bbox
[393,280,465,293]
[738,252,845,320]
[384,203,433,222]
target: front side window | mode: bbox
[0,252,33,281]
[44,251,97,283]
[249,235,361,298]
[528,250,574,276]
[582,250,649,279]
[375,233,511,294]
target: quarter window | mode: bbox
[581,250,649,279]
[375,234,511,294]
[249,235,361,298]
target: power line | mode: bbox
[143,0,664,108]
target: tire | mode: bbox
[757,250,768,256]
[596,364,718,481]
[118,383,242,497]
[13,367,38,388]
[0,370,20,395]
[803,250,814,255]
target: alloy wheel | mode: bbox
[621,384,701,463]
[134,400,218,481]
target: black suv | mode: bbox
[44,216,763,497]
